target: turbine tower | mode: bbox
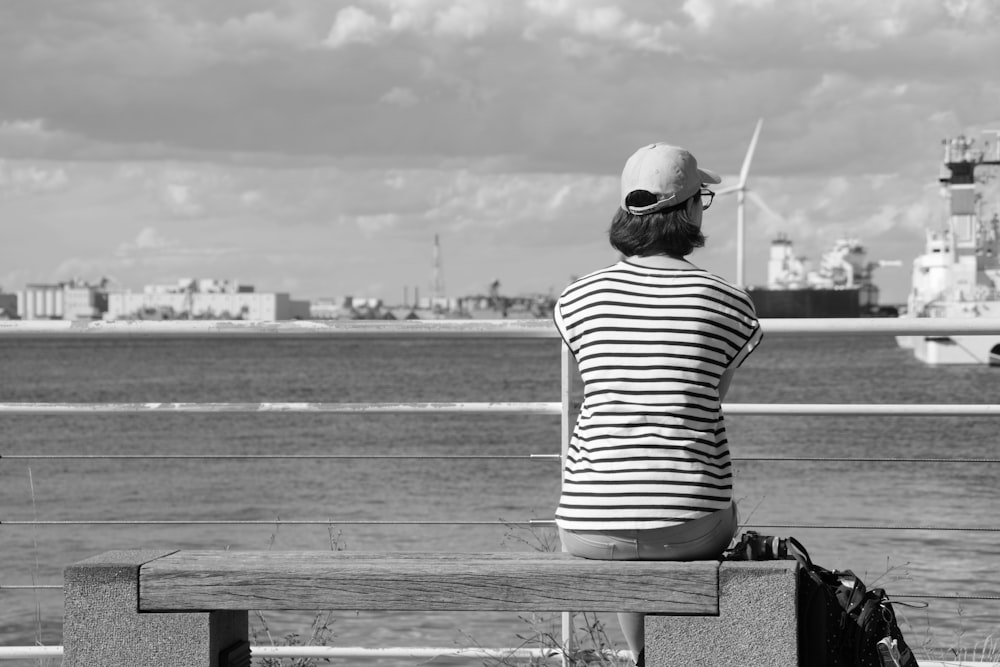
[716,118,784,288]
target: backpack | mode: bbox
[724,532,919,667]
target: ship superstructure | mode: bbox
[897,132,1000,364]
[748,235,898,318]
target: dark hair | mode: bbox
[609,198,706,258]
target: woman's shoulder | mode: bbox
[558,262,628,297]
[683,270,758,314]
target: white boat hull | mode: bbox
[902,333,1000,365]
[894,335,916,350]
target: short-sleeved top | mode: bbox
[552,259,763,531]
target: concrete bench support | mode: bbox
[63,550,798,667]
[63,550,247,667]
[646,561,799,667]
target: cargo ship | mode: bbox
[747,234,900,318]
[896,133,1000,365]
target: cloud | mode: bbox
[0,118,46,136]
[380,86,420,108]
[682,0,717,31]
[323,6,384,47]
[0,160,70,196]
[162,183,201,217]
[431,2,496,39]
[240,189,263,207]
[216,10,315,51]
[112,224,240,275]
[356,212,400,235]
[116,227,176,257]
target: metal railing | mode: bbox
[1,317,999,666]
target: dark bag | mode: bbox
[723,532,919,667]
[788,537,919,667]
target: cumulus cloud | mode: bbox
[144,167,246,219]
[324,6,384,47]
[116,227,176,257]
[0,119,47,135]
[0,160,70,196]
[162,183,202,217]
[683,0,717,30]
[216,10,314,50]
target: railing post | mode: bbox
[63,550,247,667]
[559,342,576,667]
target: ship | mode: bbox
[747,234,900,318]
[896,132,1000,365]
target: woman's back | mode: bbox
[553,259,761,531]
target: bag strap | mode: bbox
[787,536,811,567]
[786,537,834,592]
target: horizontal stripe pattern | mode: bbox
[553,260,762,530]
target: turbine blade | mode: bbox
[747,190,786,224]
[738,118,764,188]
[715,185,742,196]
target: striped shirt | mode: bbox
[552,260,763,531]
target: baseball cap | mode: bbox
[620,143,721,215]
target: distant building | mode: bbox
[64,285,109,320]
[144,278,254,295]
[310,296,386,320]
[16,281,107,320]
[0,292,17,319]
[9,277,311,321]
[106,287,309,320]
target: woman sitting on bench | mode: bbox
[551,141,762,666]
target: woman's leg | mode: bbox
[617,612,645,664]
[624,504,739,662]
[558,529,644,662]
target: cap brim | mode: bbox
[699,167,721,185]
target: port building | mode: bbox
[15,282,108,320]
[0,292,17,318]
[105,278,310,321]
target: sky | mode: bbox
[1,0,999,306]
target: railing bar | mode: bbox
[3,454,995,463]
[3,519,998,531]
[893,594,1000,600]
[0,454,561,460]
[4,317,1000,336]
[0,645,993,667]
[0,519,540,525]
[744,523,1000,531]
[0,646,573,661]
[725,404,1000,415]
[2,402,999,415]
[0,319,560,338]
[738,457,1000,463]
[0,402,562,414]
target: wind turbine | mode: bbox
[715,118,782,288]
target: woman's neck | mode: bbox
[625,254,698,270]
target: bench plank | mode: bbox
[139,551,719,614]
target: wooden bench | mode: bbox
[63,549,800,667]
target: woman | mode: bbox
[552,142,763,666]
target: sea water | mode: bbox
[0,332,997,663]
